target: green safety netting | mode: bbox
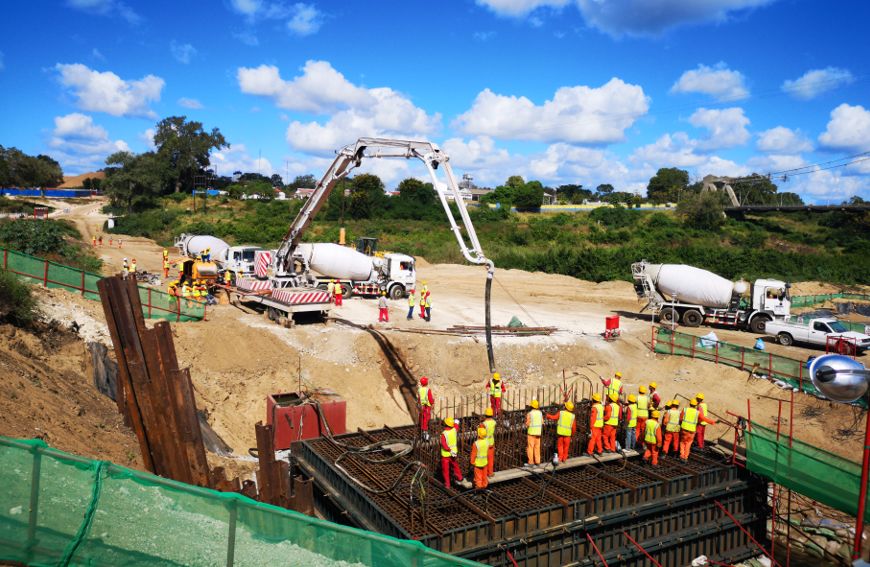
[790,293,870,308]
[0,437,480,567]
[744,422,868,523]
[2,247,204,322]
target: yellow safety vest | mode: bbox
[605,403,619,426]
[334,285,343,296]
[592,403,604,428]
[527,410,542,436]
[408,292,415,306]
[129,262,136,273]
[636,394,649,418]
[440,427,457,458]
[556,410,575,437]
[473,439,489,467]
[163,259,169,269]
[666,409,681,432]
[483,418,496,446]
[681,407,699,433]
[418,386,431,407]
[644,420,659,444]
[224,272,231,284]
[699,402,709,423]
[627,403,637,428]
[489,379,502,398]
[608,378,622,399]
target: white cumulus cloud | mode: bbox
[671,62,749,102]
[49,113,129,173]
[178,97,203,109]
[756,126,812,154]
[441,136,515,186]
[287,3,323,36]
[689,107,750,150]
[630,132,750,178]
[210,144,274,177]
[818,103,870,152]
[475,0,569,16]
[782,67,854,100]
[56,63,163,118]
[170,41,197,64]
[787,168,869,201]
[454,78,649,145]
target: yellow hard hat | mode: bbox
[484,407,493,417]
[652,410,661,419]
[628,394,637,403]
[696,393,704,400]
[671,399,679,407]
[638,385,647,394]
[649,382,657,389]
[592,393,601,402]
[530,399,539,409]
[422,280,427,285]
[565,401,575,411]
[614,371,622,378]
[443,417,454,428]
[690,399,698,406]
[609,393,618,402]
[477,427,487,439]
[492,372,500,381]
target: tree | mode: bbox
[269,174,284,188]
[676,192,725,230]
[103,151,170,212]
[153,116,228,194]
[514,180,544,211]
[289,174,317,190]
[348,174,386,219]
[595,184,615,200]
[647,167,689,204]
[0,146,63,188]
[555,184,593,204]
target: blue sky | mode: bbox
[1,0,869,202]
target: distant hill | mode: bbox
[59,171,105,188]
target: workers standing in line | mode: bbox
[470,427,490,490]
[648,382,661,410]
[440,418,462,489]
[525,400,543,467]
[378,291,389,322]
[586,393,604,456]
[546,401,576,464]
[679,399,700,460]
[694,393,716,448]
[418,376,434,441]
[406,288,416,320]
[635,385,650,446]
[600,372,624,401]
[488,372,505,416]
[419,281,429,319]
[334,281,343,306]
[481,407,497,477]
[603,393,621,452]
[643,411,662,466]
[423,292,431,322]
[624,394,638,451]
[662,400,681,456]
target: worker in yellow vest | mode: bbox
[470,427,490,490]
[600,371,624,401]
[176,259,185,284]
[488,372,506,416]
[418,376,434,441]
[419,281,430,319]
[439,418,462,489]
[586,393,604,455]
[223,270,232,287]
[546,401,576,464]
[525,400,543,466]
[481,407,497,477]
[406,288,416,320]
[327,279,335,302]
[191,281,201,300]
[694,393,717,449]
[643,411,662,466]
[162,248,169,262]
[333,281,343,306]
[162,257,170,278]
[624,394,638,451]
[662,400,682,455]
[167,280,178,296]
[603,393,620,452]
[635,385,650,446]
[679,399,701,460]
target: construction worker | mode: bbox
[108,236,113,246]
[440,418,462,489]
[223,270,232,287]
[624,394,638,451]
[117,239,122,249]
[419,281,429,319]
[481,407,496,477]
[202,247,211,262]
[470,427,490,490]
[662,400,681,455]
[122,257,129,276]
[648,382,661,410]
[603,393,620,452]
[176,258,186,284]
[97,235,103,247]
[679,399,700,460]
[643,411,662,466]
[423,292,432,322]
[525,400,543,466]
[600,372,624,401]
[162,256,170,278]
[546,401,576,464]
[181,281,192,304]
[418,377,434,441]
[129,258,137,275]
[92,235,97,247]
[162,248,169,262]
[167,280,178,296]
[327,280,335,302]
[191,281,202,301]
[488,372,505,416]
[378,291,389,322]
[334,281,343,306]
[694,393,717,448]
[636,385,650,445]
[406,288,416,320]
[586,393,604,455]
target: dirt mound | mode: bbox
[59,171,105,188]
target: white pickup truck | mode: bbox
[765,317,870,355]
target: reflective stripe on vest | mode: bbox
[636,394,649,418]
[592,403,604,428]
[556,410,575,436]
[605,403,619,426]
[418,386,431,407]
[483,418,496,445]
[608,378,622,398]
[681,407,699,432]
[474,439,489,467]
[627,403,637,428]
[528,410,542,436]
[666,409,681,432]
[489,380,502,398]
[440,427,457,457]
[644,420,659,444]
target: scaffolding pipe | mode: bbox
[621,530,663,567]
[586,533,609,567]
[714,500,782,567]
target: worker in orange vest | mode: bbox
[679,399,701,460]
[488,372,506,417]
[440,418,462,489]
[546,401,576,464]
[418,376,434,441]
[470,427,490,490]
[525,400,543,466]
[643,411,662,466]
[662,400,682,455]
[694,393,716,448]
[586,393,604,456]
[635,386,650,446]
[603,393,620,452]
[480,407,497,477]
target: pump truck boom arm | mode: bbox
[275,137,497,371]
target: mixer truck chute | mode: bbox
[632,260,791,333]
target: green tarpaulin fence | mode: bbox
[744,422,868,523]
[791,293,870,308]
[1,247,205,322]
[0,437,479,567]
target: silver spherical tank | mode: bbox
[808,354,870,403]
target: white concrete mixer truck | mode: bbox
[295,242,415,299]
[631,260,791,333]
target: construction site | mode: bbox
[1,140,870,567]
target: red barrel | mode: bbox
[605,315,620,330]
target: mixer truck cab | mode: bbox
[752,279,791,318]
[382,253,416,299]
[222,246,262,278]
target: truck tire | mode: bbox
[388,285,404,300]
[660,308,680,325]
[340,283,353,298]
[682,310,703,327]
[777,333,793,346]
[749,316,769,334]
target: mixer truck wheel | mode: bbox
[340,283,353,298]
[682,310,703,327]
[388,285,404,300]
[749,316,768,334]
[660,308,679,325]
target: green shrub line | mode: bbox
[0,268,38,326]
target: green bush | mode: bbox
[588,206,639,229]
[0,269,38,326]
[0,219,67,255]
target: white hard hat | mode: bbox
[123,257,128,261]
